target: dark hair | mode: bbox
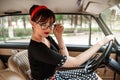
[29,5,55,24]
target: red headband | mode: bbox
[31,5,47,20]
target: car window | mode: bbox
[101,4,120,44]
[54,14,105,45]
[0,15,32,43]
[0,14,105,45]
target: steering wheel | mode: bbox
[84,40,113,74]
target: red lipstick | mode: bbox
[44,32,49,35]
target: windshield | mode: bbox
[101,4,120,44]
[0,14,105,45]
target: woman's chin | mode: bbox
[44,34,49,37]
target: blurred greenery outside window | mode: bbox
[0,14,102,45]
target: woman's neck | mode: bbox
[32,35,50,48]
[31,34,45,42]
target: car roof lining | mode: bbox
[0,0,120,16]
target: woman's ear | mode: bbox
[30,20,35,26]
[30,20,38,30]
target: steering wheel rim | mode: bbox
[84,40,113,74]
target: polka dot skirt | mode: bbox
[45,69,98,80]
[55,69,98,80]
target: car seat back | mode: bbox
[8,50,30,80]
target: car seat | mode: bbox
[0,70,26,80]
[8,50,30,80]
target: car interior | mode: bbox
[0,0,120,80]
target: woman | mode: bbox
[28,5,114,80]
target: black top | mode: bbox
[28,36,67,80]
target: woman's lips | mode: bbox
[44,32,49,35]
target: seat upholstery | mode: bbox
[8,50,30,80]
[0,70,26,80]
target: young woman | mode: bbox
[28,5,114,80]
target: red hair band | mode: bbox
[31,5,47,20]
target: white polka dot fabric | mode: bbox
[45,69,98,80]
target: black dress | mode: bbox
[28,36,98,80]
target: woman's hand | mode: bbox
[53,24,64,38]
[98,35,115,46]
[105,35,115,41]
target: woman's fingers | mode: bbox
[106,35,115,41]
[53,24,64,32]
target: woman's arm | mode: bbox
[53,24,114,67]
[63,35,114,67]
[53,24,69,56]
